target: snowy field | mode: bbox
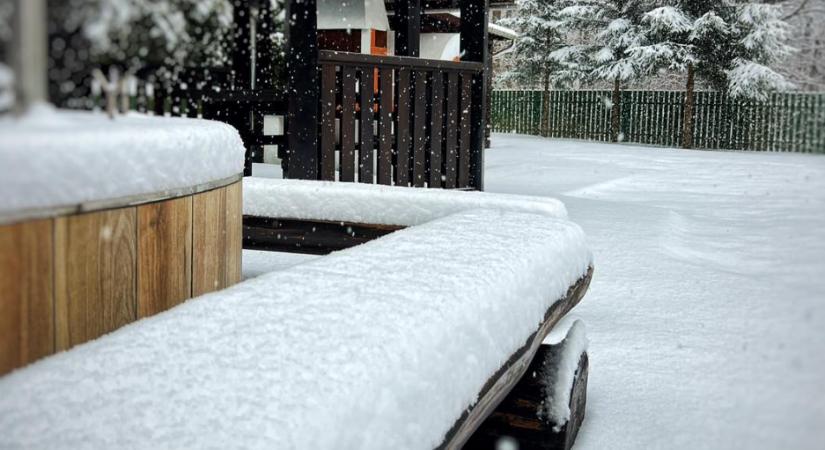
[485,134,825,449]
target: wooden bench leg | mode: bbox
[463,345,589,450]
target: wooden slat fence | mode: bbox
[491,89,825,153]
[318,50,484,188]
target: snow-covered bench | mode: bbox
[0,179,593,450]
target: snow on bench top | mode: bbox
[0,208,591,450]
[244,177,569,225]
[0,105,244,221]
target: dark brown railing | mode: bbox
[317,50,484,188]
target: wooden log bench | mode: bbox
[0,179,593,450]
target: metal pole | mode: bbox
[12,0,48,114]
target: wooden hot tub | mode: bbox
[0,110,246,375]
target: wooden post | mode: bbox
[254,0,277,90]
[682,63,695,149]
[11,0,48,114]
[285,0,320,180]
[485,39,494,148]
[233,0,253,90]
[611,78,621,142]
[461,0,489,190]
[396,0,421,57]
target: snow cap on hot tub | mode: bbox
[0,105,245,222]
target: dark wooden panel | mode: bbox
[320,64,337,181]
[412,71,428,187]
[429,72,445,188]
[55,208,137,351]
[359,67,376,183]
[318,29,362,53]
[377,68,394,185]
[137,196,192,319]
[464,351,589,450]
[0,219,54,376]
[459,75,473,188]
[340,66,357,182]
[243,216,403,255]
[396,68,412,186]
[444,72,460,188]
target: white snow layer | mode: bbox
[0,208,592,450]
[244,177,569,225]
[242,249,320,280]
[0,107,244,219]
[485,134,825,450]
[538,318,588,431]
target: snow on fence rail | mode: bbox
[491,90,825,153]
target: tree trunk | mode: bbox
[611,78,621,142]
[542,71,551,137]
[682,63,695,149]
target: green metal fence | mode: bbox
[491,90,825,153]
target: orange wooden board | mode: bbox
[55,208,137,351]
[0,220,55,375]
[137,196,193,318]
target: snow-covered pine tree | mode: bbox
[631,1,794,148]
[47,0,286,107]
[558,0,652,141]
[727,3,795,99]
[499,0,585,136]
[78,0,234,71]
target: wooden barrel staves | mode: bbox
[0,112,245,376]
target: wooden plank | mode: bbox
[318,50,483,73]
[377,68,393,185]
[137,196,192,319]
[320,64,337,181]
[55,208,137,351]
[0,219,54,375]
[359,67,375,183]
[396,68,412,186]
[444,72,460,188]
[464,350,589,450]
[225,182,243,287]
[429,72,445,188]
[192,187,227,297]
[412,70,428,187]
[438,267,593,450]
[340,66,357,182]
[243,216,403,255]
[458,75,472,188]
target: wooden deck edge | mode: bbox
[437,266,594,450]
[243,215,405,255]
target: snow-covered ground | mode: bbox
[486,134,825,450]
